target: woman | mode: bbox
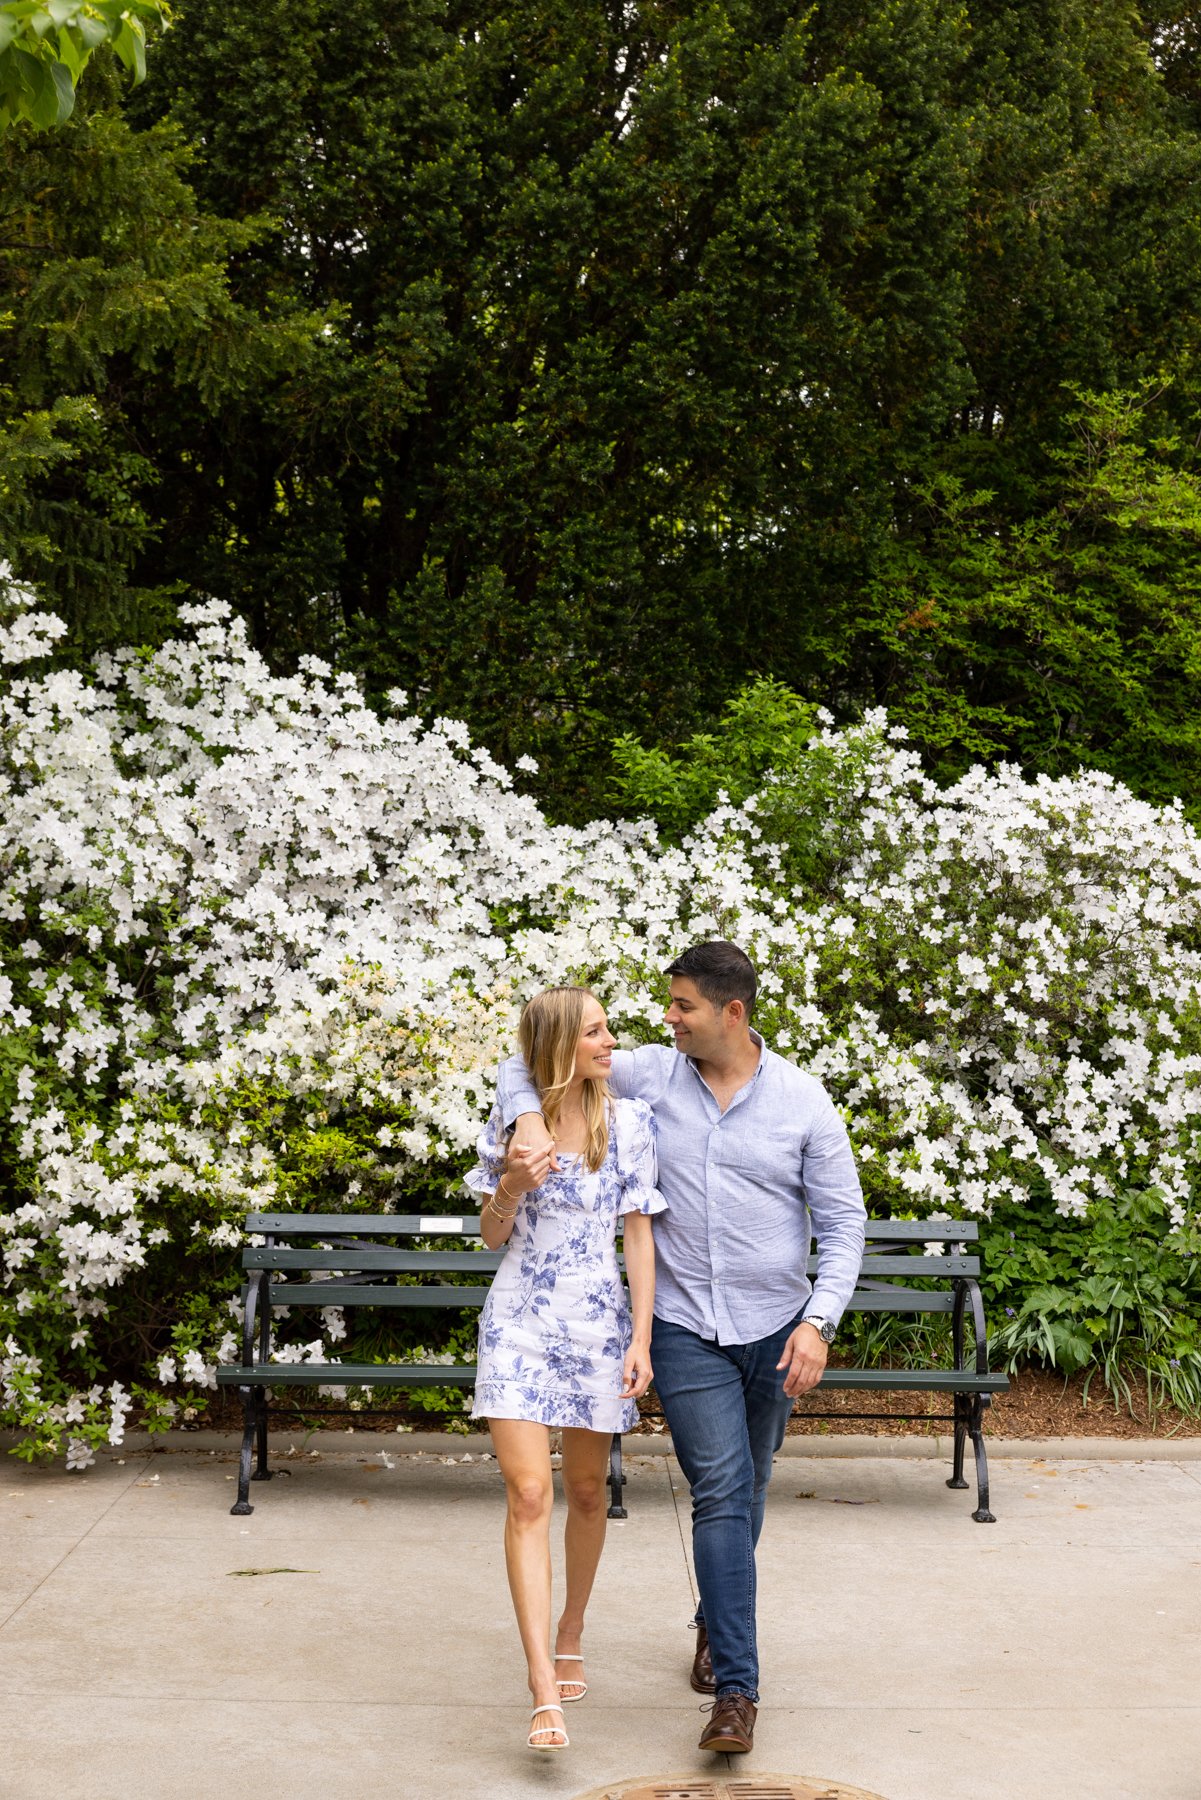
[466,986,664,1752]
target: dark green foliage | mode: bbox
[0,60,328,646]
[981,1194,1201,1415]
[1139,6,1201,122]
[2,2,1200,820]
[611,675,818,836]
[861,383,1201,805]
[116,0,979,815]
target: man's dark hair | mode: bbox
[665,940,758,1020]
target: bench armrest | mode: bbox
[951,1275,991,1375]
[241,1267,268,1368]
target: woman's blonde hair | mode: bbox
[518,986,610,1172]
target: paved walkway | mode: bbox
[2,1443,1199,1800]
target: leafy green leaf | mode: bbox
[111,17,146,83]
[46,50,71,120]
[14,48,55,128]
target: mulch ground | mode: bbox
[190,1366,1200,1441]
[764,1366,1201,1440]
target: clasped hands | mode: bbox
[501,1138,557,1196]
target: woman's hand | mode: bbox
[619,1212,655,1398]
[621,1339,653,1400]
[503,1139,554,1196]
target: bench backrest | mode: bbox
[840,1219,981,1313]
[239,1212,983,1314]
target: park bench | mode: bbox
[799,1218,1009,1523]
[216,1213,1008,1522]
[216,1210,498,1516]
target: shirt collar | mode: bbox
[686,1028,767,1082]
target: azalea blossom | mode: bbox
[3,562,1201,1462]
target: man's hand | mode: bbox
[511,1110,560,1174]
[503,1139,555,1195]
[776,1322,829,1398]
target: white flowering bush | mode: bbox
[3,564,1201,1464]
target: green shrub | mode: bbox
[981,1193,1201,1415]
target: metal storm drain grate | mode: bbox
[570,1775,888,1800]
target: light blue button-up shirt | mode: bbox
[496,1033,866,1346]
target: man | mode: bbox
[496,940,866,1755]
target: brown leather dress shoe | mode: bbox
[690,1621,715,1694]
[698,1693,757,1754]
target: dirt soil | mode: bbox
[194,1366,1201,1441]
[764,1367,1201,1440]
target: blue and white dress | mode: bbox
[465,1096,667,1433]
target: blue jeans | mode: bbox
[650,1310,803,1702]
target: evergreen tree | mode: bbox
[1,2,1198,816]
[0,58,327,643]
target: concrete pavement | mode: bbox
[1,1442,1199,1800]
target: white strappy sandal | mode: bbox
[555,1653,588,1702]
[528,1704,569,1751]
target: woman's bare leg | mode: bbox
[555,1427,613,1695]
[488,1418,565,1745]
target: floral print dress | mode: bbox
[464,1096,667,1433]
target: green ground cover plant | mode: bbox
[983,1195,1201,1417]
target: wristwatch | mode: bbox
[803,1313,836,1344]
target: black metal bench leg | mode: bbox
[230,1387,256,1516]
[251,1386,274,1485]
[606,1432,627,1519]
[946,1390,969,1492]
[969,1393,996,1523]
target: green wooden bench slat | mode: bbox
[246,1212,482,1236]
[816,1369,1009,1392]
[215,1362,1007,1394]
[252,1282,958,1313]
[217,1363,477,1386]
[844,1289,957,1312]
[244,1212,981,1244]
[250,1253,977,1280]
[860,1221,980,1242]
[249,1248,976,1278]
[849,1254,979,1277]
[264,1282,493,1307]
[245,1247,501,1272]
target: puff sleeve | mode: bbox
[614,1098,668,1218]
[462,1102,507,1198]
